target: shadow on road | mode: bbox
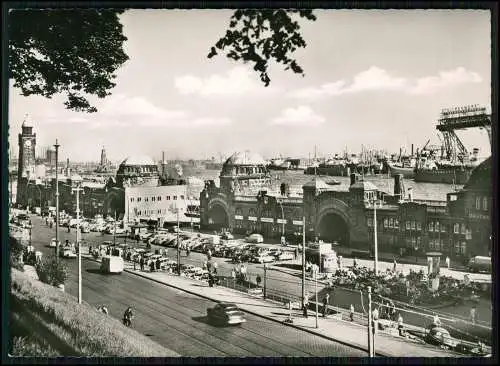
[271,312,290,316]
[86,268,103,275]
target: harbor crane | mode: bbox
[436,104,492,162]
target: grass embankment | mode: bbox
[10,268,180,357]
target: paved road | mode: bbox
[29,216,492,342]
[27,216,366,357]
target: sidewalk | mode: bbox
[83,253,460,357]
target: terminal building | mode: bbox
[200,151,492,260]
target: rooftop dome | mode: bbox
[350,180,378,191]
[120,155,156,166]
[463,157,492,191]
[224,151,267,166]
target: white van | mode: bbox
[468,256,491,273]
[100,256,124,274]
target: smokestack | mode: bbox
[162,151,165,177]
[394,174,403,198]
[350,173,356,185]
[411,144,414,156]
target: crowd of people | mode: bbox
[329,262,489,307]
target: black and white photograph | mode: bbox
[4,4,494,360]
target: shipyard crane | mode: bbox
[436,104,492,162]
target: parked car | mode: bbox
[275,251,294,261]
[168,226,180,233]
[425,326,458,349]
[245,234,264,243]
[49,238,59,248]
[221,232,234,240]
[253,254,275,264]
[207,303,246,325]
[60,248,77,259]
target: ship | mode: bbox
[387,157,416,179]
[267,157,292,171]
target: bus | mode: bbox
[100,256,124,274]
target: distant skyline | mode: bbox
[9,9,492,162]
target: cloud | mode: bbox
[175,66,275,96]
[271,106,325,126]
[346,66,407,92]
[100,94,187,120]
[189,117,232,126]
[288,81,346,99]
[409,67,483,95]
[289,66,482,99]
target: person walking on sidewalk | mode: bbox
[397,313,405,336]
[350,304,355,322]
[294,247,298,260]
[322,296,328,317]
[303,297,309,318]
[445,256,450,269]
[470,305,477,324]
[139,256,144,271]
[256,274,262,288]
[393,258,397,272]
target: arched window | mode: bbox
[482,197,488,211]
[428,222,434,232]
[475,196,481,210]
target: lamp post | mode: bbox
[54,139,60,261]
[369,197,379,274]
[176,205,181,275]
[277,198,285,237]
[302,216,306,311]
[263,263,268,299]
[313,265,319,329]
[113,210,117,246]
[72,182,83,304]
[367,286,374,357]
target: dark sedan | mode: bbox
[207,303,246,326]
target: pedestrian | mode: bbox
[393,258,397,272]
[432,313,441,327]
[150,260,155,272]
[353,257,358,268]
[256,274,262,287]
[303,297,309,318]
[231,268,236,280]
[445,256,450,269]
[156,258,161,271]
[186,247,190,257]
[350,304,355,321]
[322,296,328,317]
[397,313,405,336]
[140,256,144,271]
[294,247,298,260]
[213,261,218,274]
[470,305,477,324]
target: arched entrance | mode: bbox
[317,213,350,246]
[208,203,229,230]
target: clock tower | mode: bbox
[16,114,37,206]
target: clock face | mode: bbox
[24,140,32,148]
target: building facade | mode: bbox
[200,151,492,260]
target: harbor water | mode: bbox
[182,167,463,202]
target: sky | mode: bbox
[8,9,492,163]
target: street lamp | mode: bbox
[176,204,181,275]
[313,264,319,329]
[301,216,306,311]
[72,181,84,304]
[54,139,60,261]
[277,198,285,238]
[367,196,379,274]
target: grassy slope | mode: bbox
[10,268,180,357]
